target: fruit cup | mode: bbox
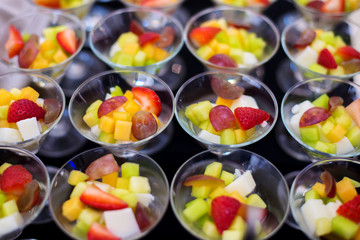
[26,0,96,19]
[119,0,185,14]
[184,6,279,77]
[0,146,50,240]
[281,77,360,161]
[89,8,184,85]
[69,70,174,156]
[175,70,278,155]
[0,72,65,154]
[49,147,169,240]
[170,149,289,240]
[211,0,275,13]
[290,158,360,240]
[0,11,86,83]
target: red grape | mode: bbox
[299,107,331,127]
[157,26,175,48]
[97,96,127,118]
[328,96,344,112]
[293,29,316,48]
[17,180,40,212]
[135,202,152,231]
[340,58,360,74]
[208,54,237,68]
[320,171,336,198]
[210,77,244,100]
[209,105,236,131]
[43,99,62,124]
[18,34,40,68]
[132,110,158,140]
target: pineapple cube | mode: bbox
[0,163,12,174]
[143,43,155,59]
[102,171,118,188]
[30,54,50,69]
[98,116,115,133]
[19,87,39,102]
[327,124,346,143]
[129,176,151,193]
[78,208,102,227]
[40,39,57,53]
[312,182,327,198]
[0,89,13,106]
[53,48,69,64]
[124,90,134,100]
[10,88,21,100]
[2,199,19,216]
[0,119,10,128]
[121,193,137,209]
[209,187,229,199]
[113,120,132,141]
[154,47,169,62]
[116,177,130,189]
[122,42,140,56]
[123,99,141,116]
[67,170,89,186]
[234,128,247,144]
[62,197,85,221]
[229,191,246,203]
[216,43,230,55]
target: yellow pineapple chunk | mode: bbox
[122,42,140,56]
[20,87,39,102]
[113,111,132,121]
[53,48,69,64]
[98,115,115,133]
[62,197,85,221]
[216,43,230,55]
[67,170,89,186]
[229,191,246,203]
[234,128,247,144]
[0,89,13,106]
[0,119,10,128]
[10,88,21,100]
[209,187,229,199]
[102,171,118,188]
[114,120,132,141]
[124,90,134,100]
[30,53,50,69]
[312,182,327,198]
[142,43,155,59]
[116,177,130,189]
[215,97,233,108]
[154,47,169,62]
[123,99,141,116]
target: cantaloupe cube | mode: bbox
[0,89,13,106]
[345,98,360,127]
[102,171,118,187]
[62,197,85,221]
[154,47,169,62]
[123,90,133,100]
[122,42,140,56]
[113,111,132,121]
[116,177,129,189]
[209,186,229,199]
[98,116,115,133]
[143,43,155,59]
[312,182,327,198]
[67,170,89,186]
[31,54,50,69]
[215,97,233,108]
[20,87,39,102]
[336,177,357,203]
[41,39,57,53]
[123,99,141,116]
[327,124,346,143]
[114,120,132,141]
[53,48,69,64]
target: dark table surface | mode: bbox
[17,0,320,239]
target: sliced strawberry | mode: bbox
[336,46,360,61]
[139,0,174,6]
[139,32,160,47]
[80,185,128,210]
[337,195,360,223]
[234,107,270,130]
[129,20,145,37]
[0,165,33,196]
[87,222,121,240]
[211,196,241,234]
[56,28,77,54]
[245,0,270,6]
[321,0,344,13]
[306,0,325,10]
[34,0,60,8]
[5,25,24,59]
[318,48,337,69]
[132,87,161,116]
[7,99,45,123]
[189,27,222,47]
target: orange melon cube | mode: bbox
[142,43,155,59]
[346,98,360,127]
[124,90,134,101]
[30,53,50,69]
[98,115,115,133]
[53,48,69,64]
[62,197,85,222]
[113,111,132,121]
[154,47,169,62]
[123,99,141,116]
[215,97,233,108]
[122,42,140,56]
[229,191,246,203]
[336,177,357,203]
[40,39,58,57]
[0,89,13,106]
[312,182,327,198]
[113,120,132,141]
[102,172,118,188]
[327,124,346,143]
[20,87,39,102]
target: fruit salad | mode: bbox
[83,85,164,144]
[295,0,359,14]
[213,0,273,8]
[33,0,90,9]
[108,20,175,67]
[300,170,360,239]
[290,28,360,76]
[0,86,62,143]
[185,77,271,145]
[188,18,267,68]
[122,0,180,7]
[289,94,360,155]
[0,163,40,237]
[61,154,156,239]
[4,24,80,69]
[181,161,270,239]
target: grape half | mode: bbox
[132,111,158,140]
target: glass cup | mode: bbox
[119,0,185,14]
[281,77,360,161]
[49,147,169,239]
[0,72,65,154]
[0,146,50,240]
[184,6,279,79]
[170,149,289,240]
[0,11,86,83]
[211,0,276,13]
[175,70,278,155]
[290,158,360,239]
[89,8,184,90]
[69,70,174,156]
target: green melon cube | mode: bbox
[334,36,346,49]
[312,94,329,110]
[98,131,116,144]
[229,36,242,49]
[83,110,99,128]
[202,220,220,238]
[220,129,236,145]
[110,86,123,97]
[248,37,265,58]
[78,208,102,227]
[300,125,320,143]
[121,193,137,209]
[86,100,103,113]
[333,106,353,130]
[2,199,19,216]
[134,50,146,67]
[229,48,243,64]
[321,118,335,136]
[346,125,360,147]
[196,45,214,61]
[43,25,68,41]
[204,162,222,178]
[193,101,213,122]
[313,141,336,154]
[308,63,328,75]
[332,215,359,240]
[215,30,229,44]
[304,189,321,202]
[246,194,267,208]
[114,52,134,66]
[121,162,139,178]
[72,219,90,238]
[319,31,336,46]
[70,182,88,199]
[220,170,235,186]
[110,188,130,199]
[117,32,138,48]
[185,103,201,126]
[195,214,210,228]
[191,186,211,198]
[315,217,332,237]
[183,198,208,222]
[0,106,9,119]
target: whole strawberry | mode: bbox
[7,99,45,123]
[211,196,240,234]
[0,165,33,196]
[234,107,270,130]
[337,195,360,223]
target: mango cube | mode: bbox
[62,197,85,221]
[122,42,140,56]
[116,177,130,189]
[102,171,118,188]
[154,47,169,61]
[20,87,39,102]
[123,99,141,116]
[114,120,132,141]
[98,116,115,133]
[0,89,13,106]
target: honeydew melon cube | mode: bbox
[335,137,355,154]
[0,212,23,237]
[191,186,212,198]
[248,38,265,58]
[229,48,243,64]
[134,50,146,67]
[104,208,141,239]
[121,162,139,178]
[230,95,258,111]
[0,106,8,119]
[329,66,345,76]
[220,129,236,145]
[295,46,318,68]
[193,101,213,122]
[204,162,222,178]
[117,32,138,48]
[113,52,134,66]
[315,217,332,237]
[319,31,336,46]
[116,177,129,189]
[0,163,12,174]
[43,25,68,41]
[202,220,220,238]
[312,94,329,110]
[136,193,154,208]
[331,215,359,240]
[2,200,19,217]
[300,125,320,143]
[305,189,321,202]
[62,197,85,221]
[334,36,346,49]
[129,176,151,193]
[98,131,116,144]
[121,193,137,209]
[183,198,208,222]
[301,199,332,234]
[215,30,229,44]
[222,230,243,240]
[196,45,214,61]
[242,51,258,66]
[70,182,88,199]
[321,117,335,135]
[296,0,311,5]
[333,106,353,130]
[16,117,40,141]
[225,170,256,197]
[246,194,267,208]
[229,36,242,49]
[110,188,130,199]
[308,63,328,75]
[220,170,235,186]
[78,208,102,227]
[185,103,200,126]
[233,0,246,5]
[313,141,336,154]
[346,125,360,147]
[72,219,90,238]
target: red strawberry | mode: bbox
[57,28,77,54]
[0,165,33,196]
[318,48,337,69]
[80,185,128,210]
[321,0,344,13]
[306,0,325,10]
[234,107,270,130]
[5,25,24,59]
[189,27,222,47]
[211,196,241,234]
[87,222,121,240]
[337,195,360,223]
[130,20,145,37]
[34,0,60,8]
[132,87,162,116]
[139,32,160,47]
[7,99,45,123]
[336,46,360,61]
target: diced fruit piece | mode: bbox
[293,29,316,48]
[70,182,88,199]
[345,98,360,127]
[120,193,137,209]
[318,48,337,69]
[346,125,360,147]
[336,46,360,61]
[312,94,329,110]
[327,124,346,143]
[0,165,32,196]
[211,196,241,234]
[114,120,132,141]
[68,170,89,186]
[332,106,353,130]
[77,208,102,230]
[43,99,62,124]
[62,197,85,221]
[57,29,77,54]
[337,195,360,223]
[97,96,127,118]
[246,194,267,208]
[121,162,139,178]
[7,99,45,123]
[204,162,222,178]
[315,217,332,236]
[208,54,237,68]
[98,131,116,144]
[321,0,345,13]
[183,198,208,222]
[103,208,141,239]
[139,32,160,47]
[5,25,24,58]
[209,105,236,131]
[220,171,235,186]
[191,186,212,198]
[17,180,40,212]
[299,107,331,127]
[1,199,19,216]
[132,87,161,116]
[131,110,157,140]
[189,27,222,47]
[135,202,152,231]
[102,172,118,188]
[305,189,321,202]
[225,170,256,197]
[18,35,40,68]
[202,219,221,238]
[320,171,336,198]
[83,111,99,128]
[129,20,145,37]
[234,107,270,130]
[336,177,357,203]
[87,222,121,240]
[85,154,119,181]
[308,63,328,74]
[312,182,327,198]
[184,174,225,188]
[332,215,359,240]
[192,101,213,122]
[129,176,151,193]
[301,199,332,234]
[220,129,236,145]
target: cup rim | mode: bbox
[68,69,175,149]
[49,146,170,240]
[118,0,185,11]
[183,6,280,71]
[89,7,184,71]
[26,0,96,12]
[0,71,66,149]
[280,77,360,158]
[291,0,352,18]
[174,69,279,149]
[170,148,290,240]
[211,0,275,12]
